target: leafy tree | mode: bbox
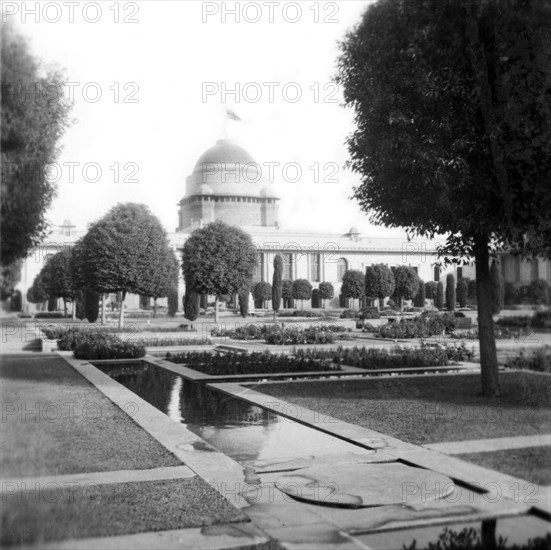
[282,280,294,309]
[468,279,478,301]
[168,286,179,317]
[528,280,550,305]
[292,279,313,310]
[272,254,283,319]
[182,221,257,323]
[26,272,48,309]
[84,289,100,323]
[364,264,395,309]
[337,0,551,395]
[341,270,365,309]
[457,279,468,308]
[446,274,456,311]
[425,281,438,301]
[414,279,426,308]
[1,24,72,265]
[436,282,445,310]
[238,288,250,318]
[40,248,76,318]
[391,266,419,312]
[183,291,200,326]
[318,281,334,309]
[1,259,21,300]
[252,281,272,309]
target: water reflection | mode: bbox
[96,361,371,463]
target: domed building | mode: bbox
[177,139,279,231]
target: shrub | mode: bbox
[281,279,294,309]
[84,289,100,323]
[436,281,444,309]
[167,286,179,316]
[528,280,550,305]
[292,279,313,309]
[318,282,334,308]
[341,270,366,308]
[467,279,477,300]
[238,289,250,318]
[183,291,200,323]
[413,279,425,307]
[504,347,551,373]
[340,309,359,319]
[495,315,533,328]
[391,266,419,310]
[34,312,65,319]
[359,307,380,320]
[456,279,468,308]
[73,333,146,360]
[364,264,395,306]
[252,281,272,308]
[376,311,457,339]
[532,310,551,328]
[425,281,437,300]
[445,273,456,311]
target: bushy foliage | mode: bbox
[528,280,550,305]
[424,281,437,300]
[318,281,334,307]
[445,273,456,311]
[84,289,100,323]
[504,347,551,373]
[364,264,395,302]
[277,310,325,318]
[72,333,145,360]
[167,286,179,317]
[377,311,458,339]
[391,266,419,308]
[436,281,445,310]
[35,311,64,319]
[238,289,250,318]
[252,281,272,306]
[341,270,366,307]
[359,307,380,320]
[292,279,313,307]
[183,291,200,323]
[413,279,426,307]
[340,309,359,319]
[457,279,468,308]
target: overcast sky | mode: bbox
[8,0,406,238]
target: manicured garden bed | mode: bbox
[456,446,551,486]
[1,478,247,545]
[1,356,181,476]
[252,371,551,445]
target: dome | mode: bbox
[193,139,257,171]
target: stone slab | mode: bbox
[424,434,551,455]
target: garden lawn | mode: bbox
[456,447,551,486]
[1,478,247,545]
[0,355,181,476]
[252,372,551,445]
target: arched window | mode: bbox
[337,258,348,282]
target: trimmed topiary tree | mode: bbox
[391,266,419,312]
[457,279,468,308]
[238,288,250,318]
[413,279,425,308]
[272,255,283,319]
[282,279,294,309]
[292,279,312,310]
[364,264,395,310]
[318,281,334,309]
[183,290,200,327]
[168,285,179,317]
[253,281,272,309]
[446,273,456,311]
[425,281,437,302]
[436,281,444,310]
[341,270,365,309]
[84,289,100,323]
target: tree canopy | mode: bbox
[341,269,365,308]
[1,23,72,266]
[182,221,257,323]
[337,0,551,395]
[391,266,420,310]
[292,279,313,309]
[364,264,395,305]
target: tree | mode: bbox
[40,248,76,318]
[318,282,334,309]
[457,279,468,308]
[1,24,72,266]
[341,270,365,309]
[1,259,21,301]
[238,288,250,318]
[79,204,175,329]
[26,273,48,310]
[337,0,551,395]
[168,286,179,317]
[414,279,426,308]
[391,266,419,312]
[282,280,294,309]
[292,279,312,310]
[272,254,283,319]
[425,281,438,302]
[490,260,504,314]
[436,282,445,310]
[468,279,478,303]
[183,291,200,326]
[364,264,395,309]
[84,289,100,323]
[182,221,257,323]
[253,281,272,309]
[446,274,456,311]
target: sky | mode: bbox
[7,0,406,238]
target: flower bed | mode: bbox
[165,349,339,375]
[504,347,551,373]
[73,333,145,360]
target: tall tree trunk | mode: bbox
[153,297,157,318]
[474,235,500,396]
[119,291,126,331]
[214,296,219,324]
[101,294,106,325]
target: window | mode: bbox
[254,253,264,282]
[433,265,440,282]
[337,258,348,282]
[283,253,294,280]
[310,253,321,282]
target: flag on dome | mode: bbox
[226,107,241,121]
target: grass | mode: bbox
[252,372,551,445]
[1,478,248,545]
[456,447,551,486]
[0,355,181,476]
